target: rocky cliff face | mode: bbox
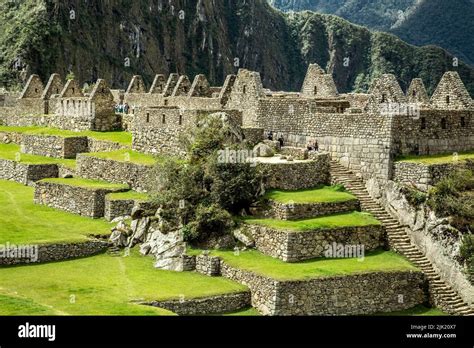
[1,0,474,95]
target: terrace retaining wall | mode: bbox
[392,161,474,191]
[34,181,128,218]
[258,153,330,190]
[21,134,88,159]
[0,240,109,266]
[144,291,251,316]
[0,159,58,185]
[77,154,153,192]
[220,262,426,315]
[244,224,386,262]
[262,199,360,220]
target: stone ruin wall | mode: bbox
[220,261,426,316]
[253,97,394,180]
[245,223,386,262]
[76,154,154,192]
[0,240,109,266]
[0,159,58,186]
[392,110,474,156]
[132,107,242,156]
[392,160,474,192]
[34,181,128,218]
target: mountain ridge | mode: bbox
[270,0,474,66]
[1,0,473,96]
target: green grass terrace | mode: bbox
[0,250,247,316]
[243,211,381,232]
[0,180,113,245]
[0,143,76,169]
[106,191,150,202]
[83,149,158,166]
[0,125,132,146]
[196,249,418,281]
[396,151,474,165]
[264,185,357,204]
[39,177,130,191]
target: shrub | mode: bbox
[428,169,474,233]
[149,114,264,246]
[401,186,427,207]
[185,204,234,244]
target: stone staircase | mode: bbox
[330,161,474,316]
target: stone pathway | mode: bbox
[330,161,474,316]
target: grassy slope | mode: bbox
[210,249,418,281]
[107,191,149,201]
[396,151,474,165]
[84,149,157,166]
[0,143,76,169]
[40,177,129,190]
[0,126,132,146]
[265,186,357,203]
[244,212,380,231]
[0,180,113,244]
[0,250,247,316]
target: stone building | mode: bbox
[0,75,120,131]
[1,65,472,181]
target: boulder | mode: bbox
[253,143,274,157]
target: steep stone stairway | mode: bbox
[330,161,474,316]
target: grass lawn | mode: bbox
[0,143,76,169]
[208,249,418,281]
[40,177,129,191]
[0,125,132,146]
[84,149,158,166]
[107,191,149,202]
[265,186,357,204]
[243,212,381,232]
[0,250,247,316]
[0,180,113,244]
[374,305,448,316]
[396,151,474,165]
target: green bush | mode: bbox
[428,169,474,233]
[401,186,427,207]
[185,204,234,244]
[149,114,264,245]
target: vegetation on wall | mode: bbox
[149,115,264,247]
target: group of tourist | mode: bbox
[266,131,285,147]
[266,131,319,152]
